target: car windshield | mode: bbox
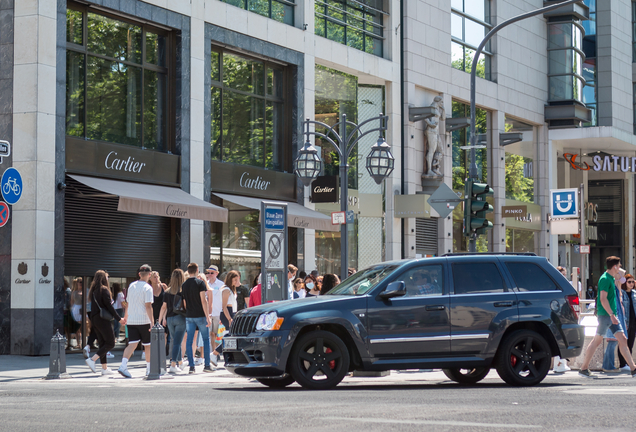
[326,265,399,296]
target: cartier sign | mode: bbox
[311,175,338,203]
[210,161,295,201]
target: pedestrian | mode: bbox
[235,271,251,310]
[304,274,319,297]
[618,274,636,371]
[249,273,262,307]
[320,274,340,295]
[70,277,83,349]
[348,267,357,277]
[159,268,187,373]
[557,266,567,278]
[287,264,298,300]
[111,283,125,343]
[212,270,239,364]
[578,256,636,378]
[182,263,214,374]
[117,264,154,378]
[292,278,305,299]
[205,265,224,363]
[316,275,323,292]
[85,270,125,376]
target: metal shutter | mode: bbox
[416,218,438,256]
[64,176,172,278]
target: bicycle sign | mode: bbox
[1,167,23,205]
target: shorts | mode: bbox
[596,314,623,337]
[127,324,151,345]
[211,316,220,338]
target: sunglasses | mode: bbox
[206,271,216,275]
[627,280,635,283]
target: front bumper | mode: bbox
[223,331,291,378]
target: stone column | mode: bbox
[11,0,57,355]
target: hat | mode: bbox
[207,265,219,272]
[138,264,152,273]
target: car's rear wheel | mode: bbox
[289,330,350,390]
[442,367,490,384]
[255,375,295,388]
[496,329,551,386]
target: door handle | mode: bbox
[426,305,446,311]
[494,301,514,307]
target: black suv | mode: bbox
[224,254,584,389]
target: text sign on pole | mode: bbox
[550,188,578,218]
[261,202,288,303]
[580,245,590,254]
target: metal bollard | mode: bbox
[147,321,167,380]
[45,330,71,379]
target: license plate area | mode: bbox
[224,338,237,350]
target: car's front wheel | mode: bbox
[255,375,296,388]
[496,329,551,386]
[289,330,350,390]
[442,367,490,384]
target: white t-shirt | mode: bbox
[114,292,125,309]
[126,280,153,325]
[209,278,224,317]
[297,288,306,298]
[220,285,237,313]
[288,279,294,300]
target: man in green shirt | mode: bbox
[579,256,636,378]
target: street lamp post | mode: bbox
[295,114,394,282]
[466,0,583,252]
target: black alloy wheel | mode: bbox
[496,329,551,386]
[442,367,490,384]
[289,330,350,390]
[255,375,296,388]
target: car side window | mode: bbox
[400,265,444,297]
[452,262,506,294]
[506,262,558,292]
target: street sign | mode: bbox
[261,202,288,302]
[550,188,578,218]
[264,208,285,230]
[0,201,8,227]
[332,211,346,225]
[550,218,579,235]
[427,182,463,219]
[264,231,285,269]
[345,210,354,224]
[0,140,9,164]
[580,245,590,254]
[1,167,22,205]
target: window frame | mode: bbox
[65,2,175,153]
[222,0,296,25]
[451,1,492,80]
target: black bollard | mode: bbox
[45,330,71,379]
[146,321,168,380]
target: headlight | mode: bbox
[255,312,284,331]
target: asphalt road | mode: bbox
[1,367,635,432]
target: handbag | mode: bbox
[93,293,114,321]
[173,292,187,316]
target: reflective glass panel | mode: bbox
[66,51,85,137]
[67,9,83,45]
[145,31,166,66]
[87,13,142,63]
[222,92,264,167]
[451,13,463,40]
[143,69,167,150]
[211,86,221,160]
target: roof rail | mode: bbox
[441,252,537,257]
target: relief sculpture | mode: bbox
[423,96,445,178]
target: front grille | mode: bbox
[230,312,259,336]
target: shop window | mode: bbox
[315,0,385,57]
[211,49,286,171]
[223,0,295,26]
[506,228,535,254]
[506,262,557,292]
[65,5,171,152]
[504,118,534,204]
[451,0,492,80]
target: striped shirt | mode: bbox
[126,280,153,325]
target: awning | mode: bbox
[70,175,228,222]
[213,192,338,232]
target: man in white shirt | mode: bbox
[287,264,297,300]
[118,264,154,378]
[205,265,224,364]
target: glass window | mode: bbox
[506,229,535,254]
[315,0,384,57]
[222,0,294,26]
[451,0,491,80]
[504,118,534,203]
[452,262,506,294]
[506,262,558,292]
[400,265,444,297]
[326,265,399,296]
[65,7,171,151]
[211,48,286,171]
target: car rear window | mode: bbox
[506,262,559,292]
[452,262,506,294]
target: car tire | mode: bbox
[289,330,350,390]
[442,367,490,384]
[256,375,296,388]
[495,329,551,386]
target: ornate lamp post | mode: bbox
[294,113,394,282]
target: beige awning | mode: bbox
[70,175,228,222]
[213,192,339,232]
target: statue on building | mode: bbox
[423,96,445,177]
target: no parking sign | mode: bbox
[0,201,8,227]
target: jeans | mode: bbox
[167,315,186,363]
[185,317,210,368]
[112,308,124,341]
[603,328,617,370]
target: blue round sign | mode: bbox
[1,167,23,205]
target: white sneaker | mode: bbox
[101,368,115,376]
[620,365,631,373]
[179,363,187,371]
[85,358,97,373]
[210,354,218,367]
[106,352,115,359]
[83,345,90,359]
[195,358,204,366]
[141,351,146,360]
[169,365,181,374]
[117,366,132,378]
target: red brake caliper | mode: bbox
[326,348,335,369]
[510,354,517,367]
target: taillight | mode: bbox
[566,294,580,319]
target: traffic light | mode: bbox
[463,180,494,237]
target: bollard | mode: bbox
[45,330,71,379]
[147,321,168,380]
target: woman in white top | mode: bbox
[213,270,238,358]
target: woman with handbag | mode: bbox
[159,268,187,373]
[85,270,126,375]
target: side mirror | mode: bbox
[379,281,406,299]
